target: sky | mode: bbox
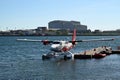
[0,0,120,31]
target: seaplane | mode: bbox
[17,29,114,60]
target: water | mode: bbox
[0,36,120,80]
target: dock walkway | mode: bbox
[74,46,112,59]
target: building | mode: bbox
[48,20,87,31]
[36,27,47,31]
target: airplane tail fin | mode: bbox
[72,29,76,45]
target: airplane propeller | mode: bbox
[41,40,53,45]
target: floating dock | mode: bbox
[74,46,112,59]
[112,50,120,54]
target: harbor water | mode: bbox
[0,36,120,80]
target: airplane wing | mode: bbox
[17,39,42,42]
[75,38,114,42]
[16,39,53,45]
[17,38,114,45]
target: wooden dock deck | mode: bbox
[74,46,112,59]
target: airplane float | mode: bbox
[17,29,114,60]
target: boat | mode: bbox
[93,53,106,59]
